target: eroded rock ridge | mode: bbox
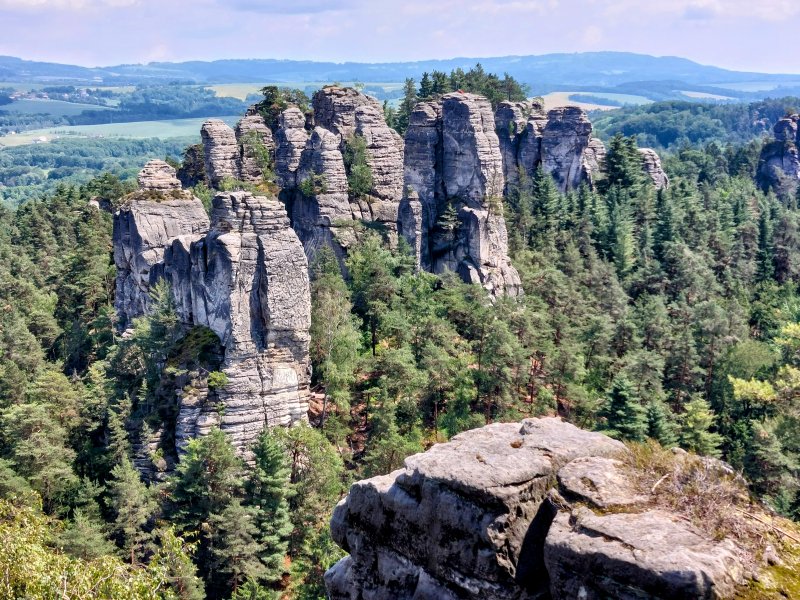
[113,161,311,458]
[325,417,751,600]
[758,113,800,196]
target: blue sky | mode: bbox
[0,0,795,73]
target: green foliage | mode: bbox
[343,133,374,199]
[600,377,648,441]
[207,371,228,390]
[253,86,310,130]
[0,498,182,599]
[298,172,327,197]
[592,97,800,150]
[246,429,293,583]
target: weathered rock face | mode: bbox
[274,107,309,190]
[179,191,311,448]
[290,126,352,264]
[113,160,210,329]
[493,103,669,193]
[113,165,311,458]
[202,112,276,187]
[400,93,521,297]
[540,107,596,193]
[274,87,406,264]
[639,147,670,190]
[494,102,598,194]
[236,113,275,184]
[201,119,240,187]
[325,417,751,600]
[137,159,183,191]
[758,114,800,196]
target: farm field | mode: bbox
[0,115,238,147]
[542,91,651,111]
[680,90,736,100]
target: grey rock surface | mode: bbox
[545,508,745,600]
[274,106,310,190]
[137,159,183,191]
[400,93,521,297]
[235,112,275,184]
[113,166,311,457]
[184,191,311,449]
[541,107,595,193]
[113,176,210,330]
[758,114,800,195]
[639,147,670,190]
[326,417,748,600]
[201,119,240,187]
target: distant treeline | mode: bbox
[0,137,190,204]
[0,85,248,134]
[592,97,800,150]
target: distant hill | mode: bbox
[3,52,800,102]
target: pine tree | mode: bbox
[394,78,417,135]
[107,457,156,564]
[646,401,678,447]
[55,508,117,561]
[680,395,723,456]
[600,377,647,441]
[246,429,294,583]
[418,72,434,98]
[208,499,266,596]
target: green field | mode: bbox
[570,92,652,105]
[0,116,239,147]
[4,98,114,116]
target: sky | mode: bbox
[0,0,796,73]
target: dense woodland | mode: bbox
[1,83,800,598]
[592,97,800,150]
[0,137,190,205]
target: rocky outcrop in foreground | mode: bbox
[326,417,766,600]
[758,114,800,196]
[114,161,311,457]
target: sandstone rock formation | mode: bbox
[494,102,601,194]
[274,107,309,190]
[326,417,754,600]
[758,114,800,196]
[278,87,405,264]
[113,163,311,458]
[236,111,275,184]
[639,147,670,190]
[201,113,275,187]
[175,191,311,448]
[492,102,669,193]
[400,93,522,296]
[201,119,240,187]
[113,160,210,330]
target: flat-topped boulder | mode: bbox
[325,417,780,600]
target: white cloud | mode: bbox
[0,0,138,9]
[599,0,800,21]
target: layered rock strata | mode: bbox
[639,147,670,189]
[113,162,311,455]
[201,113,275,187]
[278,87,406,264]
[399,93,522,296]
[758,113,800,196]
[493,102,668,193]
[113,161,210,330]
[326,417,749,600]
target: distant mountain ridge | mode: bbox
[3,52,800,102]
